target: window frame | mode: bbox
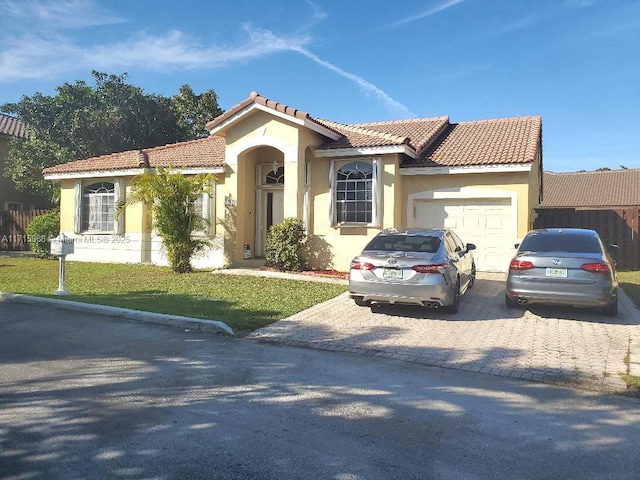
[74,179,124,235]
[329,157,381,228]
[81,181,116,234]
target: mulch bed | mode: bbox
[260,266,348,279]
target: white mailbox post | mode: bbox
[50,234,74,295]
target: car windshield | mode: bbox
[365,234,441,253]
[519,232,601,254]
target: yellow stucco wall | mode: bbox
[220,110,328,263]
[58,178,147,234]
[402,171,533,238]
[51,111,541,272]
[302,161,537,271]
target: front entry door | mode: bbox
[257,189,284,257]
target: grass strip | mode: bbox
[0,257,347,335]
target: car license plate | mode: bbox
[546,268,567,278]
[383,268,403,279]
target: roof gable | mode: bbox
[314,117,449,155]
[206,91,340,140]
[541,169,640,208]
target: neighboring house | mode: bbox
[535,169,640,269]
[540,170,640,209]
[43,91,543,272]
[0,113,51,211]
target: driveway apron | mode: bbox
[249,273,640,392]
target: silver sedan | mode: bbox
[349,228,476,313]
[505,228,619,315]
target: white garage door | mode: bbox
[413,198,515,272]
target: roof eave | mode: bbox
[44,165,226,180]
[315,144,416,158]
[400,163,532,176]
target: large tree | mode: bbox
[1,71,223,201]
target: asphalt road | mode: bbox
[2,301,640,480]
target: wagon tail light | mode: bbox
[509,259,534,270]
[350,259,375,271]
[581,262,610,273]
[412,263,449,274]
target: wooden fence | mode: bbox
[534,207,640,271]
[0,210,52,251]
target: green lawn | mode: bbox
[0,257,347,335]
[619,271,640,309]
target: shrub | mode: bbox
[27,211,60,258]
[265,218,307,271]
[120,168,215,273]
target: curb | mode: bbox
[0,292,234,336]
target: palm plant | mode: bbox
[118,167,215,273]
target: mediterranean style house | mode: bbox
[43,91,543,272]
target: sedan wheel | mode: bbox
[444,280,460,314]
[467,263,476,289]
[353,297,369,307]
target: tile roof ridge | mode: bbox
[456,115,542,125]
[206,91,312,131]
[315,118,410,144]
[250,91,310,120]
[353,116,450,127]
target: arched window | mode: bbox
[265,165,285,184]
[335,161,373,223]
[82,182,115,232]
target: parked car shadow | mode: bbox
[367,277,638,326]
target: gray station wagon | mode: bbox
[349,228,476,313]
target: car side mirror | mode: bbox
[466,243,476,251]
[514,243,520,249]
[608,244,619,261]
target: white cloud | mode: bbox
[384,0,464,29]
[291,46,414,118]
[0,26,311,81]
[0,0,410,116]
[0,0,125,30]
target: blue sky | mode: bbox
[0,0,638,172]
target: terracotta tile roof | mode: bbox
[352,117,450,153]
[314,117,449,153]
[44,91,543,176]
[0,113,28,138]
[541,170,640,208]
[313,119,411,150]
[43,136,226,175]
[402,116,542,168]
[205,92,541,169]
[206,91,313,132]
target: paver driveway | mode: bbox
[250,273,640,392]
